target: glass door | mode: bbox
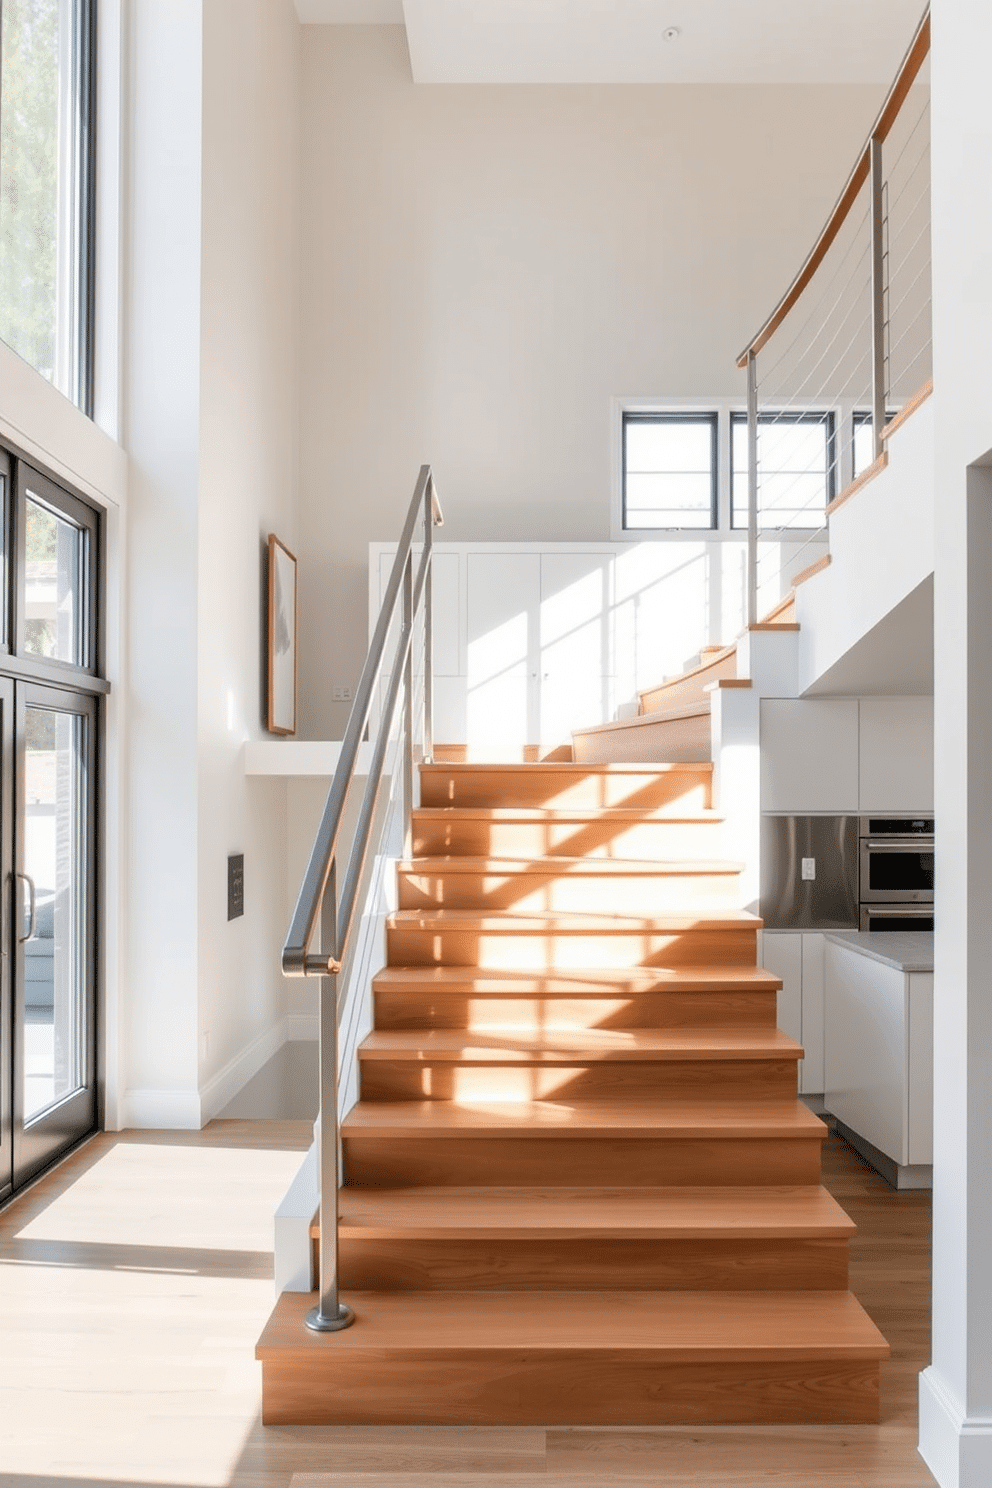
[0,678,11,1203]
[12,684,97,1190]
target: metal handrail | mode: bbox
[738,9,930,624]
[282,464,443,1333]
[736,7,930,369]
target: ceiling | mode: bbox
[294,0,927,85]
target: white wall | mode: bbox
[919,1,992,1483]
[197,0,303,1115]
[121,0,302,1126]
[297,23,885,735]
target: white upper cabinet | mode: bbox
[859,697,934,812]
[760,699,860,813]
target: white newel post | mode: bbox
[919,3,992,1483]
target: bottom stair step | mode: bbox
[257,1288,889,1426]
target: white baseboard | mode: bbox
[287,1013,318,1041]
[119,1088,204,1129]
[199,1018,288,1124]
[920,1366,992,1487]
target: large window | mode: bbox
[622,412,718,531]
[731,411,836,531]
[0,0,96,411]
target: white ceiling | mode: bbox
[294,0,926,85]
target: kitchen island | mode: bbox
[823,931,933,1189]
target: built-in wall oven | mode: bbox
[858,816,934,931]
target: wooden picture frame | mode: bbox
[267,534,297,735]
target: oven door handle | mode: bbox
[864,840,934,850]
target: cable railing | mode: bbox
[737,8,931,620]
[281,464,443,1334]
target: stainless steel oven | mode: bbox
[859,815,934,929]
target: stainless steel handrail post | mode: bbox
[746,350,759,627]
[869,135,887,460]
[281,466,443,1340]
[402,552,414,857]
[306,861,354,1333]
[423,477,434,765]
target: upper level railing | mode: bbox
[282,464,443,1333]
[737,8,931,622]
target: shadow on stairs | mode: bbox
[256,757,888,1425]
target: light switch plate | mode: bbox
[801,857,816,881]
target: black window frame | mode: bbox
[621,410,718,533]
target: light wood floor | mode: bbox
[0,1118,936,1488]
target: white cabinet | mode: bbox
[760,700,860,813]
[824,939,933,1183]
[859,697,934,812]
[759,930,825,1096]
[373,543,623,752]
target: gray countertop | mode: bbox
[822,930,934,973]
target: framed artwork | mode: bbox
[267,534,297,735]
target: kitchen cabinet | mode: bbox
[760,700,860,813]
[759,930,825,1096]
[823,933,933,1187]
[858,697,934,812]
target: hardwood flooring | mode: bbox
[0,1116,935,1486]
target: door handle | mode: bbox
[17,872,36,944]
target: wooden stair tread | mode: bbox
[372,964,783,992]
[421,762,714,777]
[413,806,725,823]
[258,1287,887,1360]
[357,1028,802,1061]
[342,1098,826,1139]
[398,855,743,877]
[387,909,761,933]
[331,1184,857,1240]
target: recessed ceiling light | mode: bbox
[663,26,681,42]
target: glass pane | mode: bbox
[624,417,715,529]
[732,414,832,529]
[25,493,86,666]
[23,706,86,1122]
[0,0,87,404]
[853,418,875,479]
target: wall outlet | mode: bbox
[332,686,353,701]
[801,857,816,881]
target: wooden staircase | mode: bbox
[571,595,800,764]
[257,759,888,1425]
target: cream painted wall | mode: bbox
[297,24,885,735]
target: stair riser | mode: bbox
[344,1136,825,1188]
[358,1060,799,1104]
[572,721,713,766]
[260,1355,880,1426]
[373,990,780,1031]
[419,771,712,811]
[334,1237,850,1292]
[396,871,741,914]
[411,819,725,859]
[387,926,759,970]
[640,653,737,713]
